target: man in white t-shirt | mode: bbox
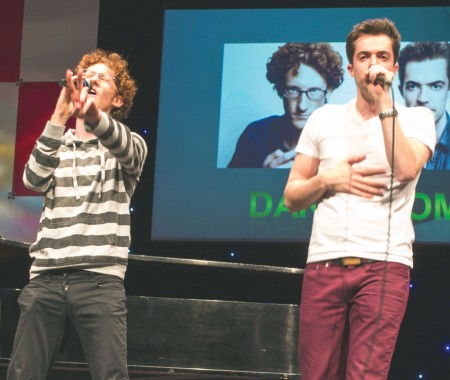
[284,18,435,380]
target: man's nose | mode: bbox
[417,88,430,105]
[369,55,378,66]
[297,93,309,110]
[88,74,100,85]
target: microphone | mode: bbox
[373,74,391,88]
[59,78,92,92]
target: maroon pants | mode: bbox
[299,260,410,380]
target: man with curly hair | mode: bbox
[228,43,344,168]
[6,49,147,380]
[284,19,435,379]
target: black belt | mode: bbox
[328,257,375,266]
[46,268,85,275]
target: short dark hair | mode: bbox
[346,18,401,64]
[266,43,344,97]
[398,41,450,87]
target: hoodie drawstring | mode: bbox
[72,141,81,200]
[99,145,106,199]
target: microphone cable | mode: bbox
[361,83,397,379]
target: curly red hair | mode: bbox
[76,49,137,121]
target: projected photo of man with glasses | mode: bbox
[228,43,344,168]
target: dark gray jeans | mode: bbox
[7,269,129,380]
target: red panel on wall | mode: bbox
[0,0,25,81]
[12,82,75,196]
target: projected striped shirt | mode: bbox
[23,112,147,279]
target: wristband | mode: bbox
[378,108,398,120]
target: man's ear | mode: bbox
[347,63,354,78]
[393,62,399,74]
[113,95,124,109]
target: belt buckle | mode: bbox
[342,257,361,266]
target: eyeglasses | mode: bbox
[282,86,327,101]
[82,69,118,88]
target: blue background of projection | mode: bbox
[152,7,450,243]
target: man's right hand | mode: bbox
[50,78,73,127]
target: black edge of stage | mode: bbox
[126,253,304,304]
[0,359,299,380]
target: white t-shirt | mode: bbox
[296,99,435,268]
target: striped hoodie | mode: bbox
[23,112,148,280]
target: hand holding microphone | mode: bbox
[52,69,100,126]
[365,66,393,89]
[59,78,92,92]
[51,70,80,126]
